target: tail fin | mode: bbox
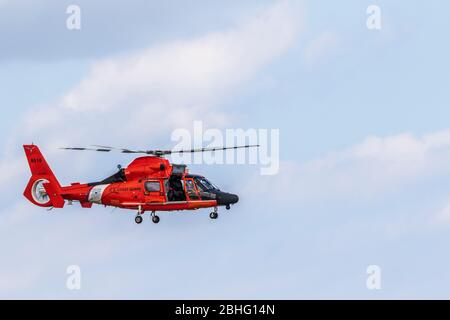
[23,145,65,208]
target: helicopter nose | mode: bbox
[216,192,239,206]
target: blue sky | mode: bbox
[1,0,450,299]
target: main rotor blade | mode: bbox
[61,146,148,154]
[91,145,147,153]
[60,147,112,152]
[170,144,260,154]
[60,144,260,156]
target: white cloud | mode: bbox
[248,130,450,202]
[23,1,301,131]
[62,1,299,114]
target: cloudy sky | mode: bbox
[1,0,450,299]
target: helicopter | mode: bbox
[23,144,258,224]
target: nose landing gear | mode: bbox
[209,207,219,220]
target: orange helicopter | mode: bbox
[23,144,257,224]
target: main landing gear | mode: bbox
[209,207,219,220]
[151,211,160,224]
[135,208,160,224]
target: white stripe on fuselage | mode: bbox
[88,184,109,204]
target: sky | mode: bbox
[1,0,450,299]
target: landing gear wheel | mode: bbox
[135,215,143,224]
[152,215,160,224]
[226,204,231,210]
[210,212,218,220]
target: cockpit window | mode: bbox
[194,177,219,191]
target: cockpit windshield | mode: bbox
[194,177,220,191]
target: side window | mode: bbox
[145,181,160,192]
